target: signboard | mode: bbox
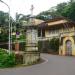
[16,32,20,38]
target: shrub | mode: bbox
[17,34,26,41]
[0,48,16,68]
[12,35,16,42]
[49,38,59,52]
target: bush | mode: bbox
[49,38,59,52]
[17,34,26,41]
[0,48,16,68]
[12,35,16,42]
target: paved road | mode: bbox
[0,54,75,75]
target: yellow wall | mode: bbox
[40,23,75,56]
[45,30,59,38]
[59,33,75,56]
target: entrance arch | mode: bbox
[63,37,74,56]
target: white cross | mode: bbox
[30,5,34,16]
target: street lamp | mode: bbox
[0,0,11,54]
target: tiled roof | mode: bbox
[38,17,75,28]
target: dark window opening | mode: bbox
[42,29,45,37]
[38,29,45,37]
[38,29,41,37]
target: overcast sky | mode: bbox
[0,0,69,18]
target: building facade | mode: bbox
[38,17,75,56]
[23,17,75,57]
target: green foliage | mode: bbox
[0,11,14,27]
[11,32,26,42]
[12,35,16,42]
[62,2,75,21]
[0,48,16,68]
[0,11,8,26]
[0,33,8,42]
[36,1,75,21]
[49,38,59,52]
[55,1,75,21]
[56,2,67,14]
[38,39,59,53]
[19,34,26,40]
[16,34,26,42]
[36,11,53,21]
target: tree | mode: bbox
[36,1,75,21]
[61,2,75,21]
[35,4,67,21]
[0,11,9,27]
[0,11,14,42]
[70,0,75,3]
[56,2,67,14]
[36,11,55,21]
[15,13,25,32]
[0,11,14,29]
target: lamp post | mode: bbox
[0,0,11,54]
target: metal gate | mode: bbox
[66,40,72,56]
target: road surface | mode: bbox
[0,54,75,75]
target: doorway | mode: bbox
[66,40,72,56]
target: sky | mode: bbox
[0,0,69,19]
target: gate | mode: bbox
[66,40,72,56]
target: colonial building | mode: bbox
[23,17,75,62]
[38,17,75,56]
